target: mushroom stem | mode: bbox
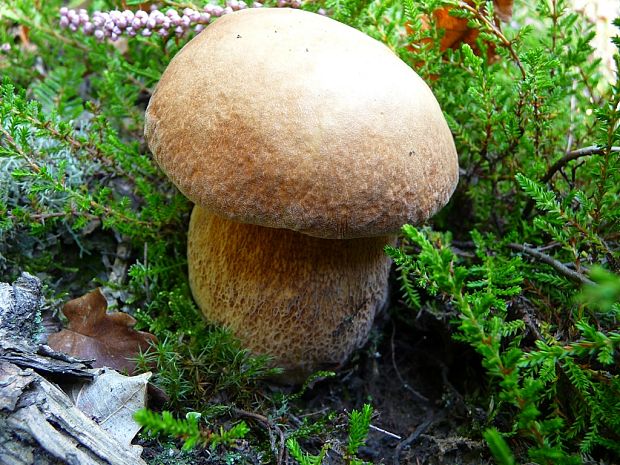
[187,206,395,380]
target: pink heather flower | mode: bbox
[60,1,300,43]
[153,12,165,25]
[0,43,11,52]
[109,11,123,25]
[83,22,95,34]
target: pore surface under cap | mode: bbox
[145,8,459,239]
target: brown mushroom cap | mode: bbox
[145,8,458,239]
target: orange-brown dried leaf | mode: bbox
[494,0,514,22]
[433,5,476,52]
[408,0,514,60]
[18,25,30,47]
[47,289,156,374]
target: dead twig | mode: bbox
[507,243,594,286]
[542,146,620,184]
[369,423,402,440]
[232,408,285,465]
[391,323,430,405]
[392,414,437,465]
[523,146,620,217]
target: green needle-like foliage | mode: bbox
[135,409,250,451]
[2,0,620,463]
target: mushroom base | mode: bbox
[187,206,395,382]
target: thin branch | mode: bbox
[542,146,620,184]
[391,323,431,404]
[232,408,285,465]
[0,126,151,228]
[457,1,526,79]
[523,145,620,217]
[392,413,437,465]
[507,243,594,286]
[369,424,402,440]
[0,126,41,173]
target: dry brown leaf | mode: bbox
[409,0,514,61]
[47,289,156,374]
[494,0,514,22]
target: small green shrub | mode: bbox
[2,0,619,463]
[135,409,250,451]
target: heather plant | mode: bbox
[1,0,619,464]
[376,0,620,463]
[134,409,250,451]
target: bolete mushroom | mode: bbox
[145,8,458,379]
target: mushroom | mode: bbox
[145,8,458,380]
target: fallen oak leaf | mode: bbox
[47,289,156,374]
